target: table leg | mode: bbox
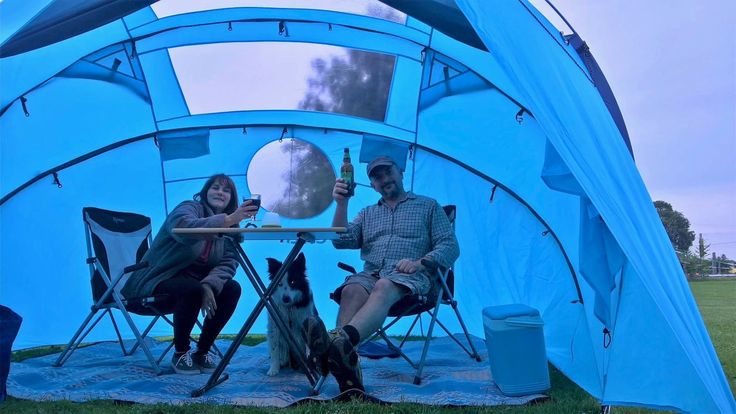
[191,235,320,397]
[236,237,321,386]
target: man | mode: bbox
[303,155,459,393]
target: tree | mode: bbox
[268,139,335,219]
[677,250,700,277]
[693,233,712,276]
[299,5,399,121]
[654,201,695,252]
[696,233,710,259]
[299,50,394,121]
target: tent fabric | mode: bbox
[455,1,734,412]
[0,1,733,413]
[564,33,633,157]
[0,0,156,58]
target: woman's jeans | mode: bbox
[154,276,241,354]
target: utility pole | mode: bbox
[712,252,717,275]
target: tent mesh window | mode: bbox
[248,138,335,218]
[169,43,395,122]
[152,0,407,23]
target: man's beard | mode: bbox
[382,182,399,199]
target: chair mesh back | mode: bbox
[441,205,456,300]
[442,205,456,225]
[83,208,151,303]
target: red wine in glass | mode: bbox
[247,194,261,208]
[244,194,261,220]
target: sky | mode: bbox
[153,0,736,258]
[539,0,736,258]
[169,42,349,114]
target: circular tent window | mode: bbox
[247,139,336,219]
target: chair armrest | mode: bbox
[337,262,357,274]
[421,259,455,299]
[123,261,149,274]
[420,258,439,271]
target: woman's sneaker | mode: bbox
[171,350,199,375]
[327,329,364,393]
[192,352,219,374]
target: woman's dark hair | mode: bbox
[193,173,239,215]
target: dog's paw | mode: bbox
[267,366,280,376]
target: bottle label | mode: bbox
[341,170,354,196]
[341,171,353,184]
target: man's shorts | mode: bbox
[332,270,433,304]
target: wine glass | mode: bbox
[244,194,261,221]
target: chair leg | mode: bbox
[157,341,175,365]
[432,317,475,359]
[107,310,131,355]
[108,295,162,375]
[365,314,402,343]
[54,307,106,367]
[128,316,161,356]
[119,311,162,375]
[398,314,422,348]
[377,330,417,369]
[413,297,443,385]
[449,301,482,361]
[310,373,328,396]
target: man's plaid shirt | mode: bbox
[333,192,459,275]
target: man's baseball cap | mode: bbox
[367,156,398,177]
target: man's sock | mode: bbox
[342,324,361,347]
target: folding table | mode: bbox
[171,227,346,397]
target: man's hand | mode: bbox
[333,179,351,203]
[395,259,424,274]
[201,284,217,319]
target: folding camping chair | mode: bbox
[53,207,220,375]
[335,205,482,385]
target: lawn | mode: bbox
[3,280,734,413]
[689,279,736,394]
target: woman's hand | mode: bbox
[201,284,217,319]
[224,200,259,226]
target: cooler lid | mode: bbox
[483,304,540,320]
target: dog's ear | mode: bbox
[290,253,306,273]
[266,258,282,278]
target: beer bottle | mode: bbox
[340,148,355,197]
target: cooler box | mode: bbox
[483,304,550,396]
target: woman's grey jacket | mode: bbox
[121,200,239,299]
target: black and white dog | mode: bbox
[266,253,317,376]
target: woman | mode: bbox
[122,173,257,374]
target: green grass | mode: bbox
[3,280,734,413]
[689,279,736,393]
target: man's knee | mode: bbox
[371,278,404,302]
[340,283,368,305]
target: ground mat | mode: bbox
[8,335,547,407]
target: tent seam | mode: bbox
[515,0,592,84]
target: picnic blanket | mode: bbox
[8,335,548,407]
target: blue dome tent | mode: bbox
[1,1,733,412]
